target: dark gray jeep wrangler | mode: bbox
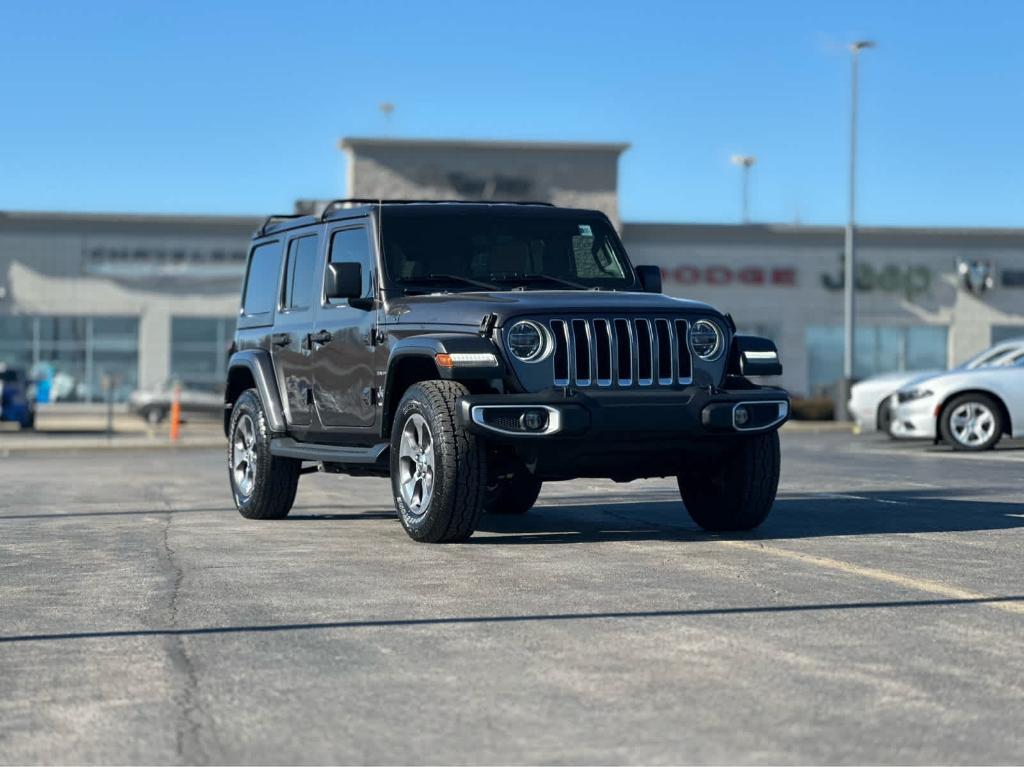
[224,200,788,542]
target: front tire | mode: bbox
[877,399,895,438]
[678,431,781,532]
[390,381,487,542]
[228,389,300,519]
[940,393,1003,451]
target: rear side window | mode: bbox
[242,241,283,317]
[282,235,319,311]
[328,227,373,301]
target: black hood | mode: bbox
[385,289,720,327]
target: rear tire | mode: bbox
[228,389,300,519]
[940,393,1003,451]
[678,431,781,532]
[390,380,487,542]
[485,466,542,515]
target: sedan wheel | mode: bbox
[941,393,1003,451]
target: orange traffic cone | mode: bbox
[169,384,182,442]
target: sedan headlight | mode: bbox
[507,320,549,362]
[689,319,724,361]
[897,387,933,403]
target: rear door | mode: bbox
[309,222,379,430]
[271,231,320,427]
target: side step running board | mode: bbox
[269,438,389,464]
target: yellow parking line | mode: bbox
[719,540,1024,616]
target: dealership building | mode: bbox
[2,136,1023,403]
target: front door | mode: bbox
[271,232,320,427]
[310,222,379,430]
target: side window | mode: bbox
[242,241,283,318]
[282,234,319,311]
[328,227,373,303]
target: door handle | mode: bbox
[271,333,291,348]
[308,329,333,345]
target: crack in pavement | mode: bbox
[158,496,209,764]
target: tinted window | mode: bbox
[242,241,283,316]
[329,227,372,299]
[283,235,319,310]
[380,210,633,291]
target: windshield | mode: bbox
[380,209,636,292]
[959,342,1024,369]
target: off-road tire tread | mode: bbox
[679,431,780,531]
[391,380,487,542]
[229,388,300,520]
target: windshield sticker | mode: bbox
[578,224,593,237]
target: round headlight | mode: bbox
[689,319,723,360]
[507,320,548,362]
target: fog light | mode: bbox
[734,406,750,427]
[520,410,548,431]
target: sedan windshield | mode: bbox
[380,209,636,292]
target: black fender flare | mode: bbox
[387,333,504,382]
[224,349,287,435]
[728,335,783,377]
[383,334,504,430]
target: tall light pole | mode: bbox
[731,154,756,223]
[842,40,875,414]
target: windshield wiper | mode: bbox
[490,272,592,290]
[401,273,499,291]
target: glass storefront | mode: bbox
[169,316,235,392]
[0,315,139,402]
[806,324,948,395]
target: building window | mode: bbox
[0,315,139,403]
[806,324,948,396]
[991,325,1024,344]
[170,317,234,392]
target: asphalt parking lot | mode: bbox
[1,431,1022,765]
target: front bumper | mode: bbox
[848,397,879,432]
[889,395,938,440]
[457,386,789,442]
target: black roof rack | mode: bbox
[257,213,308,236]
[319,198,555,221]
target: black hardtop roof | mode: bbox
[255,199,609,238]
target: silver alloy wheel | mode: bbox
[398,413,435,516]
[232,413,258,498]
[949,401,996,447]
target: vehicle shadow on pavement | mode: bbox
[473,488,1024,543]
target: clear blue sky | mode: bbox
[1,0,1022,226]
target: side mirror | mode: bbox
[325,262,363,301]
[635,265,662,294]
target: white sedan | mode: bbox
[848,336,1024,433]
[889,348,1024,450]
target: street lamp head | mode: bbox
[731,154,756,168]
[849,40,876,52]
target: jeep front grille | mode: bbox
[549,317,692,388]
